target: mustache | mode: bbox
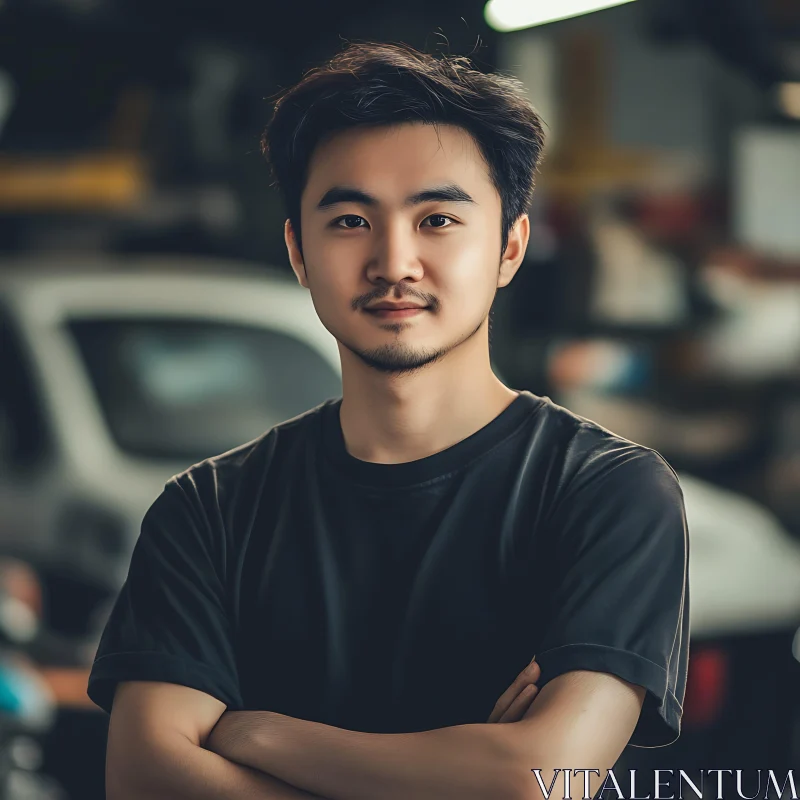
[353,289,439,312]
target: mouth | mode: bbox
[364,306,430,319]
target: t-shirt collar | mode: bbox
[319,390,544,488]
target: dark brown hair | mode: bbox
[261,41,547,256]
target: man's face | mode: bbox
[286,122,525,375]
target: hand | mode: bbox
[486,657,541,723]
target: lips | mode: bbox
[364,304,429,319]
[366,303,429,311]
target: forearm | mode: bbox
[108,732,328,800]
[210,711,523,800]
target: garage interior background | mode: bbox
[0,1,799,798]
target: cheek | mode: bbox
[304,269,365,340]
[305,242,357,302]
[434,219,497,265]
[433,237,499,295]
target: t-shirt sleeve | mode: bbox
[87,473,243,714]
[535,443,690,748]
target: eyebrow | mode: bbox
[316,184,476,210]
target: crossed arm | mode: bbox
[203,661,646,800]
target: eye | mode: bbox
[423,214,455,229]
[332,215,368,229]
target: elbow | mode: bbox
[505,773,558,800]
[106,758,131,800]
[483,726,544,800]
[107,756,168,800]
[105,773,136,800]
[504,762,604,800]
[505,778,535,800]
[107,773,172,800]
[490,728,557,800]
[106,766,150,800]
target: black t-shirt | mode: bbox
[87,391,689,747]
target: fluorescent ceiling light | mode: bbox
[485,0,638,32]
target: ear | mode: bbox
[498,213,530,289]
[284,219,309,288]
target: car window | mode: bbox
[0,308,50,470]
[68,318,341,462]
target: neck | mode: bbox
[337,337,519,465]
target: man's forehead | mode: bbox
[304,124,491,204]
[318,120,476,150]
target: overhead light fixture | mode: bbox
[485,0,638,32]
[777,82,800,120]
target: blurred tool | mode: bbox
[0,558,66,800]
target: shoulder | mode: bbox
[534,394,682,497]
[532,400,688,586]
[525,397,684,539]
[161,398,337,519]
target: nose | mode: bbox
[365,221,424,286]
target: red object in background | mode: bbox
[634,188,727,246]
[0,558,42,618]
[635,192,707,241]
[682,645,730,727]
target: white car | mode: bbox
[4,255,800,657]
[0,256,342,633]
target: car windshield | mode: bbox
[68,318,341,461]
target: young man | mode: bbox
[89,42,689,800]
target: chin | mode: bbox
[347,339,451,375]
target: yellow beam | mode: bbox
[0,151,148,211]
